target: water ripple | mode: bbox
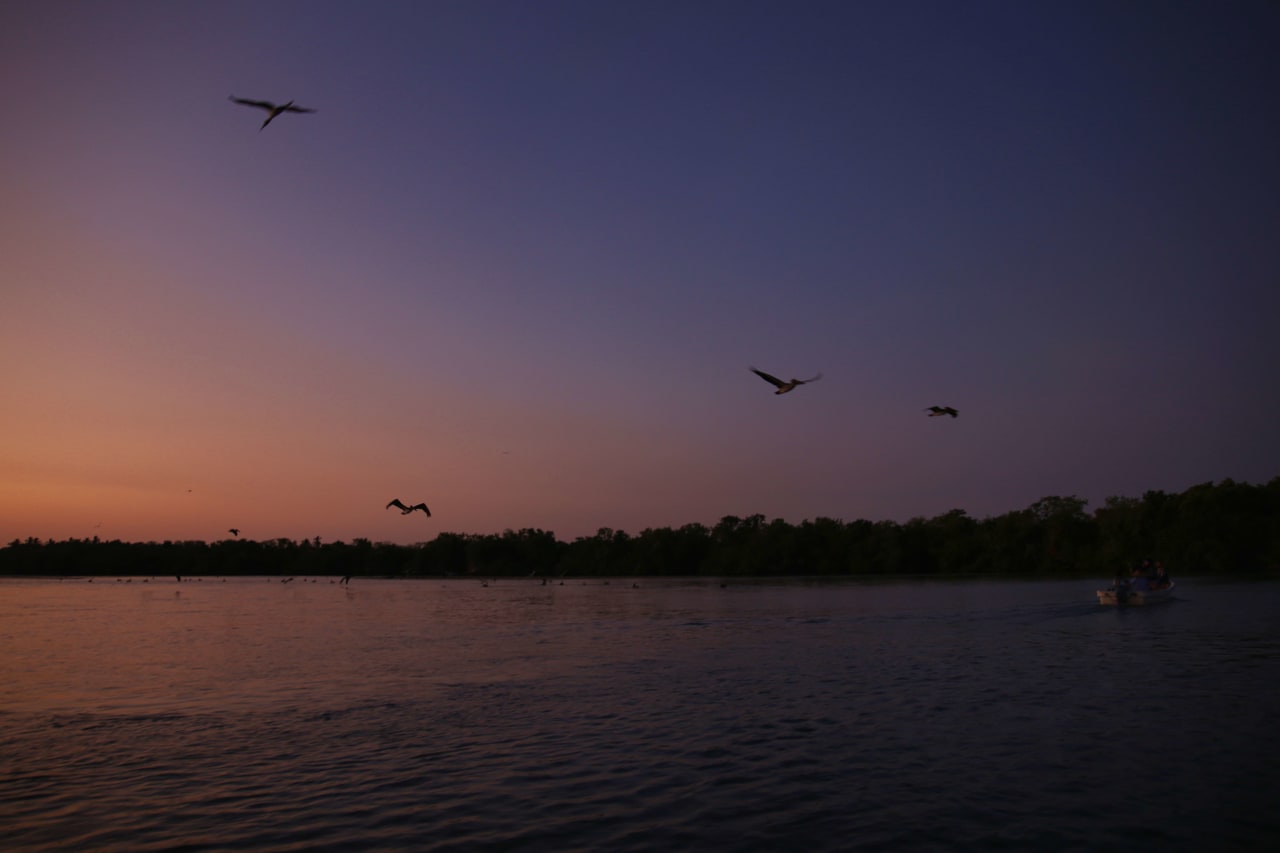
[2,578,1279,851]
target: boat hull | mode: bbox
[1097,581,1175,606]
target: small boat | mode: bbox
[1097,580,1175,606]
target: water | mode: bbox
[2,576,1278,851]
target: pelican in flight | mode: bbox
[750,367,822,395]
[386,498,431,517]
[926,406,959,418]
[228,96,317,130]
[228,528,239,537]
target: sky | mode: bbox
[2,0,1278,546]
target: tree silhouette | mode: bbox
[4,478,1277,579]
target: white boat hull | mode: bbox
[1097,580,1175,606]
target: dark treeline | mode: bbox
[4,479,1278,580]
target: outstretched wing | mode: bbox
[410,503,432,517]
[229,96,277,111]
[283,104,316,114]
[798,373,823,385]
[750,367,785,388]
[386,498,408,511]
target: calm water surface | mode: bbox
[2,576,1278,851]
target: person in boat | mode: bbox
[1129,564,1150,592]
[1152,562,1170,589]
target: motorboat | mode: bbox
[1097,580,1175,606]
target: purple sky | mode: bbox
[2,0,1278,545]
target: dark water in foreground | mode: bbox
[2,576,1278,851]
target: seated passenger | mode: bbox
[1153,562,1170,589]
[1129,566,1150,592]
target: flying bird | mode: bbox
[926,406,959,418]
[228,528,239,537]
[750,367,822,395]
[228,96,317,130]
[386,498,431,517]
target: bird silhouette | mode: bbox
[386,498,431,517]
[228,528,239,537]
[228,96,317,130]
[750,367,822,395]
[925,406,959,418]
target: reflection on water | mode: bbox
[2,577,1278,851]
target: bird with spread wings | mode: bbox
[750,367,823,395]
[386,498,431,517]
[228,96,317,130]
[925,406,959,418]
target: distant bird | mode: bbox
[386,498,431,517]
[925,406,959,418]
[340,575,351,585]
[228,528,239,537]
[228,95,316,130]
[750,367,822,395]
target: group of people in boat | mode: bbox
[1114,558,1172,593]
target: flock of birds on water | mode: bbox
[82,574,654,588]
[202,98,962,544]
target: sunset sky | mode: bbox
[3,0,1278,546]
